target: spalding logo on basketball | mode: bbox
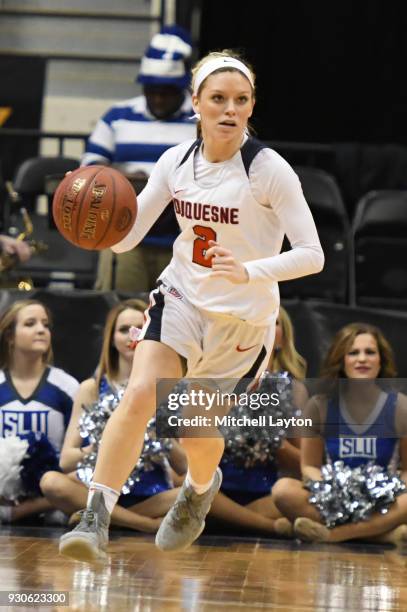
[115,207,133,232]
[52,166,137,250]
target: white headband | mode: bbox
[193,57,254,95]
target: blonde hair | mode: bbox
[95,299,147,389]
[0,300,53,369]
[268,306,307,380]
[191,50,256,138]
[191,50,256,96]
[321,322,397,380]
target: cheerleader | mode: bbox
[272,323,407,545]
[0,300,79,523]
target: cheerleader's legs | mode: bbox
[272,483,407,544]
[8,496,53,522]
[40,470,177,533]
[246,494,284,519]
[297,492,407,543]
[272,477,323,523]
[208,492,278,533]
[272,476,407,544]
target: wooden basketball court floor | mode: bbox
[1,526,407,611]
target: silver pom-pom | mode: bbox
[0,436,29,500]
[306,460,406,528]
[77,387,172,495]
[155,373,297,468]
[221,371,297,468]
[155,379,189,438]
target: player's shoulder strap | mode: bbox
[178,138,202,167]
[177,136,268,174]
[240,137,269,177]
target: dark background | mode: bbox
[0,55,45,180]
[198,0,407,143]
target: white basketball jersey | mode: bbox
[114,137,323,326]
[160,140,282,325]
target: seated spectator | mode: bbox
[83,25,196,292]
[208,307,308,535]
[41,299,187,533]
[273,322,407,546]
[0,300,79,523]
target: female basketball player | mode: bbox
[60,50,324,561]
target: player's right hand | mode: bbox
[205,240,249,284]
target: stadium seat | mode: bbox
[280,166,350,303]
[32,289,120,381]
[352,190,407,309]
[5,156,99,289]
[0,288,36,314]
[12,156,79,204]
[308,300,407,379]
[281,299,322,376]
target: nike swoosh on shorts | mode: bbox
[236,344,258,352]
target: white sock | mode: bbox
[185,469,216,495]
[88,482,120,515]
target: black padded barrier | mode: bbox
[280,167,350,303]
[1,290,407,381]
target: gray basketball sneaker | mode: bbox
[156,468,222,552]
[59,491,110,562]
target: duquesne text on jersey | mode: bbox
[173,197,239,224]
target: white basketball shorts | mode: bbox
[139,280,277,392]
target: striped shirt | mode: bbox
[82,94,195,174]
[82,94,196,246]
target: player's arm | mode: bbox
[275,440,301,476]
[204,151,324,285]
[292,379,309,411]
[300,396,325,481]
[395,394,407,483]
[244,151,324,283]
[399,437,407,484]
[301,438,324,481]
[59,378,97,473]
[111,147,175,253]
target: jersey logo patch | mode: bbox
[339,436,377,459]
[168,286,183,300]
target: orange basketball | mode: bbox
[52,166,137,250]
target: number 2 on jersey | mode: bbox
[192,225,217,268]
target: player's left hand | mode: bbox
[205,240,249,284]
